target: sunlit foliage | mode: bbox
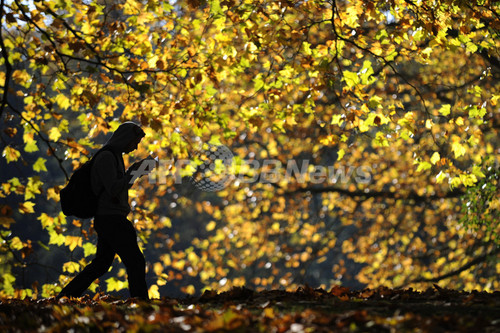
[0,0,499,298]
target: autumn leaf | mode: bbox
[438,104,451,116]
[0,0,498,299]
[18,202,35,214]
[33,157,48,172]
[451,138,466,159]
[48,127,61,142]
[2,146,21,163]
[430,152,441,165]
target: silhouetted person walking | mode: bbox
[59,122,152,300]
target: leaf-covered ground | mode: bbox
[1,285,499,332]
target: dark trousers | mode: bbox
[59,215,148,299]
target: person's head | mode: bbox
[123,126,146,153]
[105,122,145,154]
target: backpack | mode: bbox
[60,148,118,218]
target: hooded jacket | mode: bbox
[91,122,145,216]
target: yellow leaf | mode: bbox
[416,161,432,172]
[161,217,172,228]
[25,177,42,201]
[2,146,21,163]
[172,259,185,270]
[33,157,48,172]
[343,70,359,89]
[162,254,171,266]
[63,262,80,274]
[184,284,195,295]
[149,285,160,299]
[12,69,32,88]
[450,176,462,188]
[24,140,38,152]
[430,152,440,165]
[48,127,61,142]
[106,277,127,292]
[206,221,216,232]
[23,132,38,152]
[263,307,275,318]
[153,262,163,276]
[38,213,54,228]
[460,174,477,187]
[10,237,24,250]
[188,251,199,264]
[148,54,159,68]
[438,104,451,116]
[83,243,96,257]
[47,187,60,202]
[425,119,434,129]
[436,171,447,184]
[331,114,343,126]
[302,41,312,55]
[48,230,65,246]
[320,135,336,145]
[55,94,71,110]
[451,140,466,158]
[18,201,35,214]
[422,47,433,57]
[65,236,82,251]
[337,148,345,161]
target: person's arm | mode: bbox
[93,151,128,197]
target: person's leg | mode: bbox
[104,216,148,299]
[58,217,115,297]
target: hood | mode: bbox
[103,122,145,153]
